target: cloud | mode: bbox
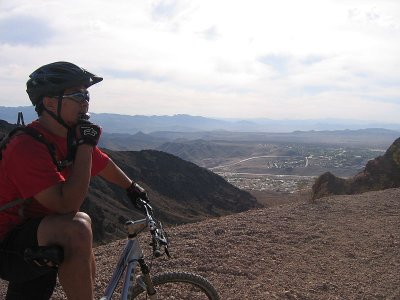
[151,0,180,19]
[0,15,55,46]
[258,54,291,74]
[347,5,400,31]
[198,25,219,41]
[302,85,333,96]
[301,55,326,66]
[0,0,399,123]
[101,68,168,82]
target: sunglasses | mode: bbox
[61,91,90,103]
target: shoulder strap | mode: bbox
[19,127,73,171]
[0,126,72,171]
[0,198,26,212]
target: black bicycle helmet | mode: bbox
[26,61,103,106]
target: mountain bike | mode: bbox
[25,199,220,300]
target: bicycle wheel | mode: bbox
[130,271,220,300]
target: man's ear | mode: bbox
[42,96,58,113]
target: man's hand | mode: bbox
[75,120,102,146]
[127,182,149,212]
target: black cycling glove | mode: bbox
[127,182,149,212]
[75,120,102,146]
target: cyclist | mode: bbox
[0,62,147,300]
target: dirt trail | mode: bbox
[1,188,399,299]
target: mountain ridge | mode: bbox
[1,105,400,133]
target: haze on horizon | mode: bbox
[0,0,399,124]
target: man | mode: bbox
[0,62,147,299]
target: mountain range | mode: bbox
[1,105,400,133]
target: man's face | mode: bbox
[60,86,90,126]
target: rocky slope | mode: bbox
[1,188,397,299]
[312,137,400,200]
[89,149,259,243]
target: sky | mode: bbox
[0,0,399,122]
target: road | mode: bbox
[209,155,298,170]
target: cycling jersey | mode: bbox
[0,121,109,240]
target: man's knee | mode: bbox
[63,213,93,249]
[38,212,93,249]
[75,211,92,225]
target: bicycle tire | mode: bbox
[130,271,220,300]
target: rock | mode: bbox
[312,137,400,199]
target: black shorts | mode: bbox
[0,218,55,282]
[0,218,58,300]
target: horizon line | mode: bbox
[1,105,400,125]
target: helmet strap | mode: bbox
[42,96,78,165]
[37,107,78,168]
[43,95,71,130]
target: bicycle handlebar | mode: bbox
[128,198,170,258]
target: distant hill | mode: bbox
[0,120,15,140]
[97,129,400,163]
[312,137,400,199]
[97,129,400,157]
[156,139,257,167]
[1,105,400,133]
[99,131,167,151]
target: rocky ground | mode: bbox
[1,188,399,299]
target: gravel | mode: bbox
[1,188,399,299]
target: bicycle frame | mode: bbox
[100,218,151,300]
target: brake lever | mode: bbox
[138,198,153,216]
[165,246,171,258]
[137,198,171,258]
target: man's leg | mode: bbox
[0,218,58,300]
[37,212,95,300]
[6,271,57,300]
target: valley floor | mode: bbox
[1,188,399,299]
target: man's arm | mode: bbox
[97,159,132,189]
[34,145,94,213]
[98,159,148,209]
